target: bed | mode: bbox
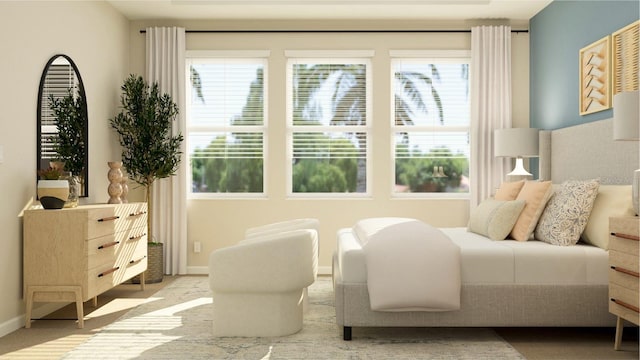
[332,119,639,340]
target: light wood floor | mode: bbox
[0,275,637,359]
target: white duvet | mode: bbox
[355,218,461,312]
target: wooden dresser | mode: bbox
[23,202,148,328]
[608,216,640,350]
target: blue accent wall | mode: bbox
[530,1,639,131]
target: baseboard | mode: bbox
[187,265,332,276]
[0,302,67,338]
[187,266,209,275]
[318,266,331,275]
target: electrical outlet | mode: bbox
[194,241,201,253]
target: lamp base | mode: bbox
[507,157,533,177]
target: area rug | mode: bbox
[63,276,524,359]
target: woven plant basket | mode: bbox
[131,243,164,284]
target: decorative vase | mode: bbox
[120,176,129,203]
[60,172,79,208]
[107,161,123,204]
[37,180,69,210]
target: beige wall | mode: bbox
[0,1,129,336]
[128,20,530,273]
[0,8,529,336]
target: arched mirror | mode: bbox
[37,54,88,197]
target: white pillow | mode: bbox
[535,179,599,246]
[581,185,634,249]
[467,199,526,240]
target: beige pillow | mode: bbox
[510,180,553,241]
[468,199,526,240]
[581,185,634,249]
[534,179,600,246]
[495,180,525,201]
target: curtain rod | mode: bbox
[139,29,528,34]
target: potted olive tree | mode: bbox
[110,75,183,283]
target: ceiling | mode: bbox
[106,0,553,21]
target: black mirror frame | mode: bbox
[36,54,89,197]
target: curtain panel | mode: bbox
[470,25,512,209]
[146,27,188,275]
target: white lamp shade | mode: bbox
[494,128,540,158]
[613,90,640,141]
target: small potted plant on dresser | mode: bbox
[110,75,183,283]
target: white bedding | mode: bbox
[357,218,461,312]
[337,227,609,285]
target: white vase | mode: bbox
[37,180,70,210]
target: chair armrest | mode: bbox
[245,218,319,239]
[210,229,317,293]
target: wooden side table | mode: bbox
[608,216,639,350]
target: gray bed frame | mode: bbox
[333,118,639,341]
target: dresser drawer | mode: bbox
[86,204,147,240]
[114,203,148,231]
[86,263,121,300]
[609,249,639,274]
[610,283,639,309]
[85,207,124,240]
[609,235,639,256]
[115,234,148,268]
[610,216,639,249]
[87,230,148,270]
[610,300,640,325]
[117,255,148,284]
[609,268,639,291]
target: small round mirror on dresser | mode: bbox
[36,54,88,197]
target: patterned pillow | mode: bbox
[467,199,526,240]
[534,179,600,246]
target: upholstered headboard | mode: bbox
[538,119,639,185]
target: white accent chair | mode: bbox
[244,218,320,313]
[209,219,319,337]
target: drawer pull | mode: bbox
[97,216,120,222]
[97,241,120,250]
[611,298,640,313]
[611,266,640,278]
[98,267,119,277]
[128,233,147,241]
[129,256,147,264]
[129,211,147,217]
[611,232,640,241]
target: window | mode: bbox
[286,53,372,196]
[186,52,268,197]
[392,51,470,196]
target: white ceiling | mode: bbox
[105,0,552,21]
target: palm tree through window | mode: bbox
[393,57,470,195]
[288,59,370,194]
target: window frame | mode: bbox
[186,50,270,199]
[285,51,374,198]
[390,50,471,199]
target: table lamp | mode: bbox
[494,128,540,181]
